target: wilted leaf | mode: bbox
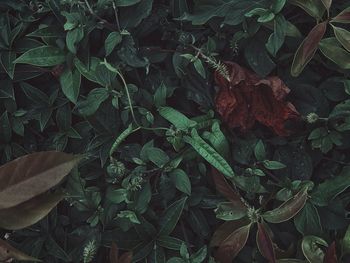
[291,21,327,77]
[323,242,337,263]
[0,151,81,209]
[262,187,308,223]
[331,7,350,24]
[256,223,276,263]
[0,191,64,230]
[215,223,251,263]
[14,46,65,66]
[302,236,328,263]
[0,239,41,262]
[215,62,299,136]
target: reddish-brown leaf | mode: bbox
[291,21,327,76]
[109,242,119,263]
[256,223,276,263]
[323,242,338,263]
[215,62,299,136]
[119,252,133,263]
[332,7,350,24]
[215,223,251,263]
[212,167,246,208]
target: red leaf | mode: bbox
[323,242,338,263]
[215,224,251,263]
[332,7,350,24]
[214,62,299,136]
[119,252,133,263]
[109,242,119,263]
[212,167,246,208]
[291,21,327,76]
[256,223,276,263]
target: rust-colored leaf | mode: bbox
[291,21,327,77]
[215,223,251,263]
[119,252,133,263]
[256,223,276,263]
[0,192,64,230]
[0,151,82,209]
[0,239,41,262]
[212,167,246,208]
[210,218,250,247]
[332,7,350,24]
[109,242,132,263]
[215,62,299,137]
[262,187,308,223]
[323,242,338,263]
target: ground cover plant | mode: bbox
[1,0,350,262]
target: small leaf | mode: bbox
[14,46,65,66]
[157,236,182,250]
[256,223,276,263]
[302,236,328,263]
[289,0,325,19]
[262,187,308,223]
[0,239,41,262]
[77,88,109,116]
[254,140,266,161]
[215,224,251,263]
[60,68,81,103]
[215,202,247,221]
[105,31,122,56]
[0,151,81,209]
[271,0,286,13]
[331,7,350,24]
[0,192,64,230]
[291,21,327,77]
[159,106,197,131]
[319,37,350,69]
[184,129,235,178]
[66,26,84,54]
[169,168,191,195]
[263,160,286,170]
[193,59,206,78]
[332,25,350,52]
[158,197,187,236]
[110,124,134,156]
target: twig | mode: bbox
[112,1,121,32]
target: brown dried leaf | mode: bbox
[215,223,251,263]
[0,192,64,230]
[109,242,132,263]
[0,151,82,209]
[215,62,299,136]
[291,21,327,77]
[0,239,41,262]
[256,223,276,263]
[323,241,337,263]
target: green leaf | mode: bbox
[215,202,247,221]
[66,26,84,54]
[262,187,309,223]
[294,202,322,235]
[254,140,266,161]
[106,188,127,204]
[319,37,350,69]
[114,0,141,6]
[0,192,64,230]
[0,50,16,79]
[73,57,99,83]
[302,236,327,263]
[331,7,350,24]
[143,147,170,168]
[311,166,350,206]
[0,151,81,209]
[105,31,122,56]
[118,210,141,224]
[291,21,327,77]
[266,15,285,57]
[169,169,191,195]
[332,25,350,52]
[202,122,230,159]
[119,0,153,28]
[193,59,206,78]
[320,0,332,10]
[77,88,109,116]
[191,246,207,263]
[59,68,81,103]
[184,129,235,178]
[263,160,286,170]
[157,236,183,250]
[158,197,187,236]
[289,0,325,19]
[110,124,134,156]
[14,46,65,66]
[343,225,350,254]
[159,106,197,131]
[271,0,286,13]
[0,111,11,143]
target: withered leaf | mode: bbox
[215,62,299,136]
[0,151,82,209]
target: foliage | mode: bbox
[1,0,350,262]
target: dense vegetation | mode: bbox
[1,0,350,262]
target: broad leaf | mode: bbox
[294,202,322,236]
[332,26,350,52]
[14,46,65,66]
[291,21,327,77]
[262,187,308,223]
[319,37,350,69]
[331,7,350,24]
[59,68,81,103]
[159,106,197,131]
[256,223,276,263]
[0,192,64,230]
[0,151,81,209]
